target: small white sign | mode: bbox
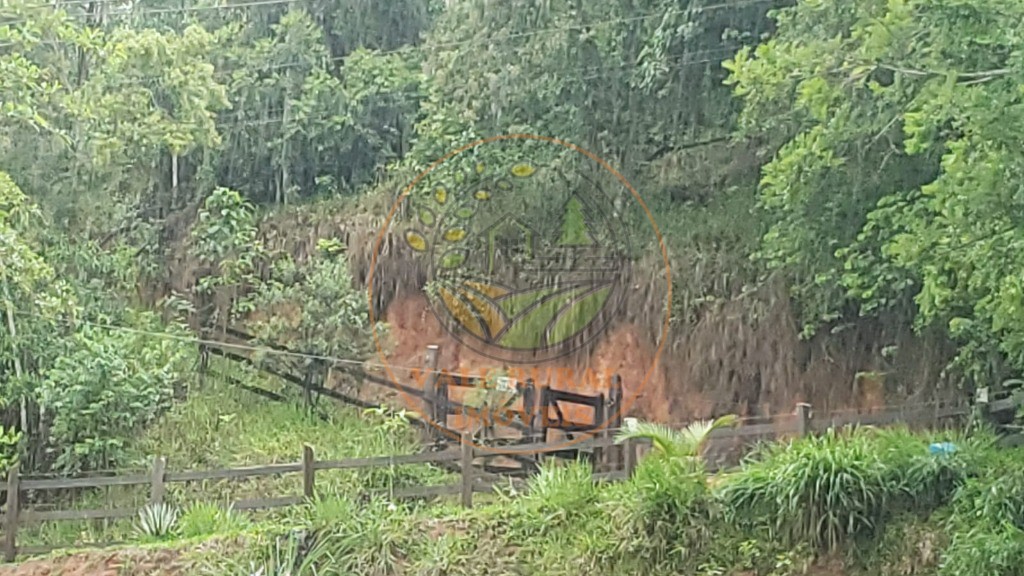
[495,376,516,392]
[977,387,989,403]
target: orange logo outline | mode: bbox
[367,133,672,454]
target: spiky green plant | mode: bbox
[614,415,739,468]
[135,502,179,540]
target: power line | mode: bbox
[1,0,779,49]
[5,0,301,18]
[12,308,420,371]
[0,45,744,133]
[65,46,744,132]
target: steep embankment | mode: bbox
[245,199,961,423]
[156,191,962,426]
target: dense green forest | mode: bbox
[3,0,1024,572]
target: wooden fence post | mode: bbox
[623,438,636,479]
[423,345,440,439]
[149,456,167,506]
[302,444,316,500]
[520,379,536,440]
[608,375,624,471]
[795,403,812,437]
[975,386,991,428]
[460,431,474,508]
[593,393,607,472]
[4,464,19,562]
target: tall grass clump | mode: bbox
[507,459,601,539]
[719,426,972,553]
[178,501,251,539]
[201,530,335,576]
[606,455,716,572]
[596,416,736,573]
[939,447,1024,576]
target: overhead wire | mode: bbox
[207,46,746,129]
[11,308,411,372]
[0,0,780,49]
[11,310,968,420]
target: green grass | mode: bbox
[15,358,455,552]
[13,380,1024,576]
[185,425,1024,576]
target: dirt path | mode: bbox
[0,548,196,576]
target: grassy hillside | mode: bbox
[7,422,1022,576]
[15,360,453,552]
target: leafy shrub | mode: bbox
[940,522,1024,576]
[720,427,916,552]
[938,449,1024,575]
[178,502,250,539]
[950,471,1024,530]
[606,455,717,573]
[39,315,195,473]
[0,425,21,476]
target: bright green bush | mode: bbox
[940,522,1024,576]
[939,449,1024,576]
[718,426,974,553]
[178,502,250,539]
[521,460,599,516]
[721,428,891,551]
[0,425,21,476]
[39,315,195,474]
[604,455,717,573]
[950,471,1024,529]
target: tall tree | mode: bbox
[725,0,1024,383]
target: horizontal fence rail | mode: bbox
[1,400,970,562]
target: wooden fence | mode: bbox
[0,401,969,562]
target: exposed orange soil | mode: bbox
[363,290,958,435]
[372,293,668,432]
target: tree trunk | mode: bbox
[171,152,179,211]
[0,257,27,436]
[278,96,291,205]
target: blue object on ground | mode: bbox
[928,442,957,455]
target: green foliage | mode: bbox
[614,415,738,468]
[941,522,1024,576]
[726,0,1024,382]
[719,426,971,553]
[516,460,600,534]
[0,425,21,476]
[192,187,263,294]
[38,316,195,473]
[206,530,336,576]
[610,456,717,572]
[178,502,251,539]
[938,459,1024,576]
[2,173,198,474]
[245,241,377,360]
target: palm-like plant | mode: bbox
[614,415,739,467]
